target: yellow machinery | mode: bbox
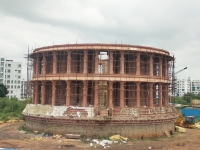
[175,113,196,128]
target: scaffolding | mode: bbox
[24,44,177,139]
[27,44,174,109]
[25,48,33,99]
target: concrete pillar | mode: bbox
[67,51,71,74]
[159,56,162,77]
[66,80,71,106]
[109,81,113,109]
[120,81,125,108]
[149,83,153,107]
[42,53,46,75]
[149,54,153,76]
[41,81,46,105]
[120,51,124,74]
[95,51,99,74]
[94,81,99,108]
[82,81,88,107]
[159,83,163,107]
[136,52,140,75]
[35,55,39,75]
[136,82,140,107]
[83,50,88,74]
[53,51,57,74]
[52,81,56,106]
[109,51,113,74]
[164,84,169,106]
[35,81,39,104]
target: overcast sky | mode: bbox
[0,0,199,80]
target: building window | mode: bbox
[11,90,13,94]
[18,76,21,79]
[7,69,11,73]
[0,79,3,83]
[17,86,20,89]
[18,70,21,73]
[7,75,10,79]
[0,73,3,78]
[7,80,10,84]
[11,85,13,89]
[1,58,4,61]
[18,64,21,68]
[18,81,20,84]
[8,64,11,67]
[0,62,4,66]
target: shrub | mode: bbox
[0,97,29,121]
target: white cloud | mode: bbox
[0,0,200,80]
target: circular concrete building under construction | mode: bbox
[23,43,177,138]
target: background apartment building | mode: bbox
[175,77,200,97]
[0,57,26,100]
[191,80,200,95]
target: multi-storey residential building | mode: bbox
[191,80,200,95]
[175,77,200,97]
[0,57,24,100]
[175,78,190,97]
[21,80,27,99]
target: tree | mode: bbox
[183,92,194,104]
[0,84,8,98]
[175,96,187,105]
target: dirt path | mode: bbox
[0,121,200,150]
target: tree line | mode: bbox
[175,92,200,105]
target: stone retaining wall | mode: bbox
[23,104,176,138]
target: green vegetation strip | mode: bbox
[0,97,31,122]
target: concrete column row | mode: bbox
[33,81,169,108]
[34,51,168,77]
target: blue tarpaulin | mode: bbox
[181,107,200,120]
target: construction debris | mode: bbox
[65,134,81,139]
[109,135,128,141]
[195,122,200,128]
[27,137,47,142]
[90,139,113,148]
[34,131,38,134]
[88,135,128,148]
[175,126,186,133]
[53,134,62,139]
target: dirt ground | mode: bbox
[0,121,200,150]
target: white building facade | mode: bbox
[191,80,200,95]
[175,77,200,97]
[0,57,25,100]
